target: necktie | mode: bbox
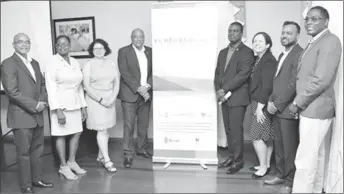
[250,57,260,77]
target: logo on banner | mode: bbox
[164,137,181,144]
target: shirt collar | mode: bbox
[310,28,329,43]
[56,53,71,61]
[15,52,32,63]
[132,44,145,52]
[283,44,296,54]
[228,41,241,51]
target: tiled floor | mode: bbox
[1,139,282,193]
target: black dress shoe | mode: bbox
[226,162,244,174]
[21,187,34,193]
[136,151,152,158]
[32,180,53,188]
[218,157,234,168]
[124,158,133,168]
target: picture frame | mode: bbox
[52,16,96,58]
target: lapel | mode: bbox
[275,44,300,78]
[297,30,330,72]
[31,61,41,93]
[224,42,243,74]
[129,45,141,77]
[12,53,36,83]
[143,46,151,77]
[250,52,269,92]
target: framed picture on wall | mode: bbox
[52,16,96,58]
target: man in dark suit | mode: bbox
[265,21,303,193]
[0,33,53,193]
[214,22,255,174]
[289,6,342,193]
[117,28,153,168]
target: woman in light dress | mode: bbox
[83,39,120,172]
[45,35,87,180]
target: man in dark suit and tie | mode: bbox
[0,33,53,193]
[289,6,342,193]
[265,21,303,193]
[214,22,255,174]
[117,28,153,168]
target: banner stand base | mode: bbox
[153,156,218,170]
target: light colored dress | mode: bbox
[45,54,87,136]
[82,58,120,130]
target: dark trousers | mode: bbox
[272,116,299,187]
[0,124,5,171]
[121,97,151,158]
[13,126,44,189]
[221,105,246,163]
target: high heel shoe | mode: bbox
[96,157,104,167]
[67,161,87,175]
[59,165,78,180]
[101,160,117,172]
[249,166,271,174]
[252,168,269,179]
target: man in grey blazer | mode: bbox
[0,33,53,193]
[288,6,342,193]
[265,21,303,193]
[117,28,153,168]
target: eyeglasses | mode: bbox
[14,40,31,45]
[304,17,324,22]
[93,47,105,51]
[56,43,70,48]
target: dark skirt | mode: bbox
[250,100,274,141]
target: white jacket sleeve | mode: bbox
[45,61,62,110]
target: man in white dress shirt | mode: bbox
[117,29,153,168]
[0,33,53,193]
[265,21,303,193]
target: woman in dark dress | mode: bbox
[249,32,277,179]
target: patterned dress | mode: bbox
[249,56,274,141]
[250,100,274,141]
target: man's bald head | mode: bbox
[13,33,30,43]
[131,28,145,50]
[12,33,31,56]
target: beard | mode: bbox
[282,39,297,48]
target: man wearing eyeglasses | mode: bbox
[0,33,53,193]
[288,6,342,193]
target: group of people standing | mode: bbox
[0,4,341,194]
[1,28,152,193]
[215,6,342,193]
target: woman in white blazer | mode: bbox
[45,35,87,180]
